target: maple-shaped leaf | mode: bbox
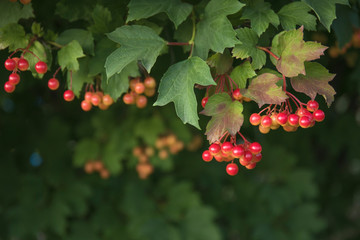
[271,27,327,77]
[302,0,349,31]
[206,49,233,75]
[291,62,336,106]
[241,0,280,36]
[0,1,34,28]
[232,28,266,70]
[154,57,215,129]
[193,0,244,59]
[201,93,244,143]
[57,40,85,71]
[0,23,29,51]
[241,73,288,107]
[105,25,166,78]
[127,0,192,28]
[67,58,93,97]
[277,2,317,31]
[230,61,256,89]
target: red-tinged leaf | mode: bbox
[201,93,244,143]
[271,26,328,77]
[241,73,288,107]
[291,62,336,107]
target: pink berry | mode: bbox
[313,109,325,122]
[276,112,288,125]
[4,81,15,93]
[249,142,262,154]
[48,78,59,90]
[209,143,221,155]
[250,113,261,126]
[232,88,242,100]
[63,90,75,101]
[288,114,299,126]
[202,150,213,162]
[232,145,245,158]
[226,163,238,176]
[201,97,208,108]
[8,73,20,85]
[221,142,233,153]
[17,58,29,71]
[299,116,311,128]
[4,58,16,71]
[261,115,272,128]
[35,61,48,74]
[307,100,319,112]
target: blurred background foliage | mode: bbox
[0,0,360,239]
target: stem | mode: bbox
[225,74,239,89]
[282,74,286,91]
[188,10,196,58]
[69,71,73,90]
[48,41,63,49]
[286,91,305,106]
[258,106,271,115]
[219,131,230,142]
[21,37,37,57]
[167,42,190,46]
[53,66,61,78]
[257,46,280,61]
[237,132,249,144]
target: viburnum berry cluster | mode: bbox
[155,133,184,159]
[4,52,48,93]
[250,99,325,133]
[202,133,262,175]
[84,160,110,179]
[132,146,155,179]
[122,76,156,108]
[81,86,114,112]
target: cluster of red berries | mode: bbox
[250,100,325,134]
[4,57,47,93]
[133,146,155,179]
[202,141,263,175]
[84,160,110,179]
[123,76,156,108]
[9,0,31,4]
[80,91,114,111]
[155,133,184,159]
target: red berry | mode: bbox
[288,114,299,126]
[245,163,256,170]
[4,58,16,71]
[91,94,101,106]
[48,78,59,90]
[123,93,134,104]
[102,94,113,106]
[8,73,20,85]
[221,142,233,153]
[63,90,75,101]
[307,100,319,112]
[81,100,92,111]
[136,95,147,108]
[134,82,145,94]
[243,151,253,162]
[144,77,156,88]
[35,61,48,74]
[202,150,213,162]
[313,109,325,122]
[299,116,311,128]
[201,97,208,108]
[214,154,223,162]
[84,92,93,102]
[232,88,242,100]
[276,112,288,125]
[209,143,221,155]
[232,145,245,158]
[17,58,29,71]
[226,163,238,176]
[4,81,15,93]
[261,115,272,128]
[249,142,262,154]
[250,113,261,126]
[296,108,311,117]
[253,153,262,162]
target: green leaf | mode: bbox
[56,29,94,55]
[271,27,327,77]
[154,57,215,129]
[241,0,279,36]
[67,58,93,97]
[57,40,85,71]
[290,62,336,106]
[232,28,266,70]
[88,5,112,34]
[127,0,192,28]
[23,41,52,79]
[105,25,166,78]
[201,93,244,143]
[88,38,117,76]
[332,5,359,48]
[230,61,256,89]
[277,2,317,31]
[206,49,233,75]
[302,0,349,31]
[193,0,244,59]
[101,61,140,100]
[73,139,100,166]
[241,73,288,107]
[31,22,44,37]
[55,0,93,22]
[0,23,29,51]
[0,1,34,28]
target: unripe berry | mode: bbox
[296,107,311,117]
[144,88,156,97]
[202,150,213,162]
[63,90,75,101]
[232,88,242,100]
[201,97,208,108]
[245,162,256,170]
[307,100,319,112]
[270,113,280,130]
[144,76,156,88]
[253,153,262,162]
[260,115,272,128]
[134,82,145,94]
[313,109,325,122]
[98,103,109,110]
[259,125,270,134]
[8,73,20,85]
[84,162,94,174]
[249,142,262,154]
[283,124,298,132]
[81,100,92,111]
[91,94,101,106]
[221,142,233,153]
[288,114,299,126]
[214,154,223,162]
[100,169,110,179]
[102,94,113,106]
[299,116,311,128]
[123,93,134,104]
[232,145,245,158]
[130,78,140,91]
[48,78,59,90]
[226,163,238,176]
[17,58,29,71]
[4,81,15,93]
[276,112,288,125]
[209,143,221,155]
[250,113,261,126]
[84,92,93,102]
[4,58,16,71]
[136,95,147,108]
[35,61,48,74]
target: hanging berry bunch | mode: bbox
[80,84,114,111]
[132,146,154,179]
[84,160,110,179]
[123,76,156,108]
